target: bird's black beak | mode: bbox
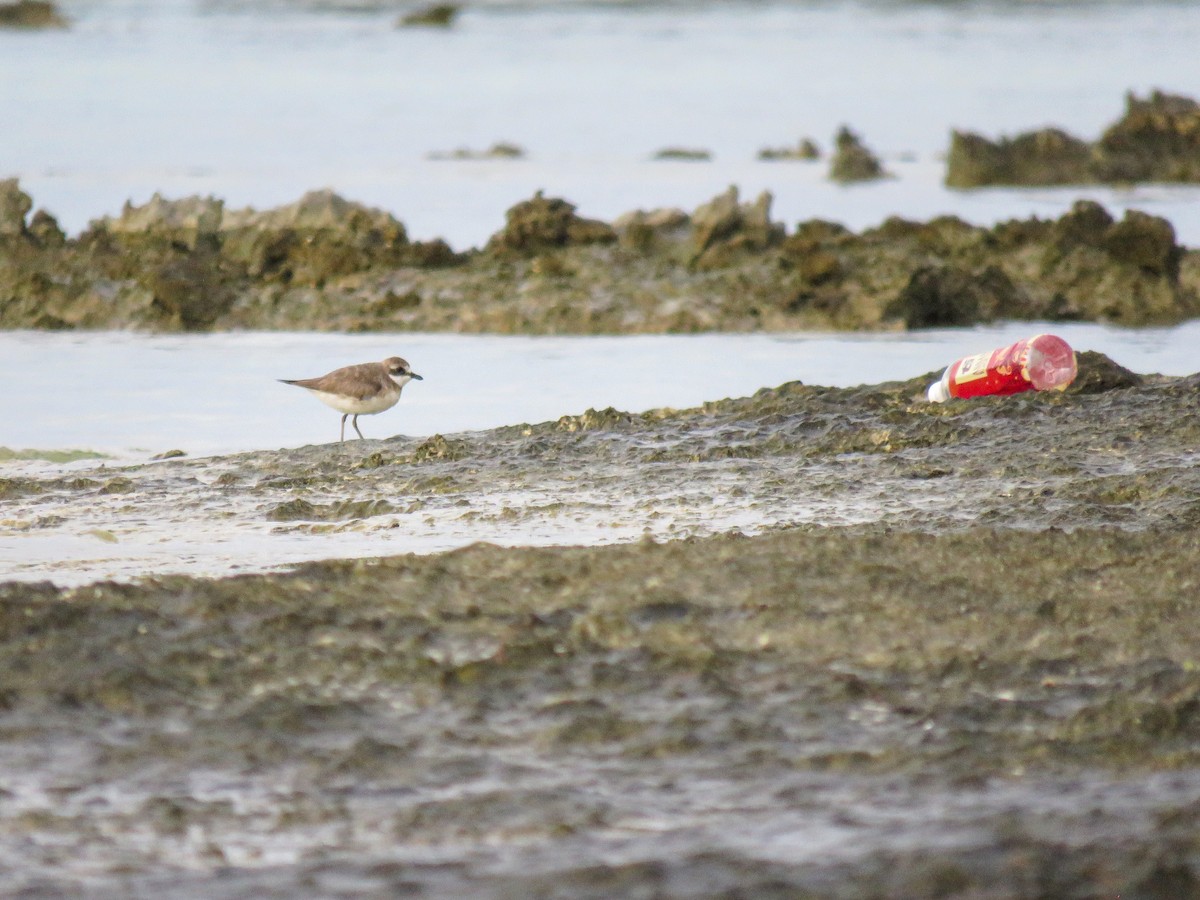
[410,373,423,381]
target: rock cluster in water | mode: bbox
[757,136,822,161]
[2,179,1197,333]
[0,0,65,28]
[828,125,889,183]
[396,2,460,27]
[427,141,524,161]
[947,90,1200,187]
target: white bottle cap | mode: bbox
[926,379,951,403]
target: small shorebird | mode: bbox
[280,356,422,442]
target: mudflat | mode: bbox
[2,355,1199,896]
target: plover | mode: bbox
[280,356,422,442]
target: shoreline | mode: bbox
[1,350,1192,582]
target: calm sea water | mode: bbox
[1,324,1196,461]
[3,0,1200,246]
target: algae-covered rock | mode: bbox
[779,222,847,298]
[0,0,66,28]
[555,407,635,432]
[946,90,1200,187]
[612,207,690,253]
[1048,207,1191,323]
[139,251,237,330]
[27,209,65,247]
[427,142,525,161]
[410,434,468,461]
[829,126,888,183]
[397,2,459,27]
[1039,202,1186,317]
[485,191,616,256]
[652,147,712,162]
[97,193,224,250]
[758,138,821,161]
[946,127,1092,188]
[1102,209,1181,277]
[1,184,1197,333]
[267,497,397,522]
[222,189,401,234]
[1052,199,1116,249]
[220,190,412,286]
[689,186,784,269]
[1068,350,1145,395]
[1095,90,1200,183]
[867,207,1196,327]
[884,264,1032,328]
[0,177,32,235]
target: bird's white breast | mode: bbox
[308,386,400,415]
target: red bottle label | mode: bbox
[949,339,1034,399]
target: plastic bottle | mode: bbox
[926,334,1078,403]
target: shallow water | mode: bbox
[2,323,1196,460]
[5,0,1200,245]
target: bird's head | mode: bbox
[384,356,422,385]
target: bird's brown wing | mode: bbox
[281,363,388,400]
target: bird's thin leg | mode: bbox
[340,414,348,443]
[352,415,365,440]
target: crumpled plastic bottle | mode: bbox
[926,334,1078,403]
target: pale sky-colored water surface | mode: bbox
[3,0,1200,246]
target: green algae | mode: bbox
[0,447,108,463]
[266,497,400,522]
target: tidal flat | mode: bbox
[6,1,1200,892]
[2,356,1199,896]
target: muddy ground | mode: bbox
[2,355,1199,897]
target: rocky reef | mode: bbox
[947,90,1200,187]
[396,2,460,27]
[0,0,65,29]
[758,136,822,161]
[828,125,889,183]
[427,141,524,161]
[2,179,1197,333]
[652,146,713,161]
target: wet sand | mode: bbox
[2,356,1200,896]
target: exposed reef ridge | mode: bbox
[947,90,1200,187]
[2,180,1198,333]
[0,0,66,29]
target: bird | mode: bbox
[280,356,422,442]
